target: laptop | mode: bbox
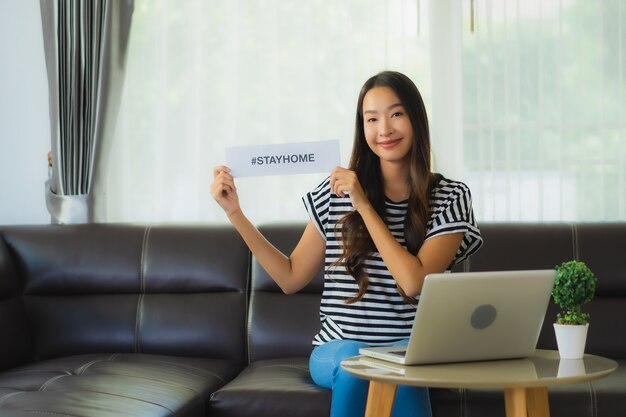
[356,354,539,379]
[359,269,556,365]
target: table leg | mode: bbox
[504,388,527,417]
[526,387,550,417]
[364,380,398,417]
[504,387,551,417]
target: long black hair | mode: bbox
[334,71,439,304]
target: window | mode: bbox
[463,0,626,221]
[98,0,625,223]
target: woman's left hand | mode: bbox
[330,167,370,210]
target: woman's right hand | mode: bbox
[211,166,241,217]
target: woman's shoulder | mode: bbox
[307,176,332,197]
[430,174,472,201]
[303,176,333,234]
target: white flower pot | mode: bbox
[553,323,589,359]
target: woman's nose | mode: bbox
[379,119,394,136]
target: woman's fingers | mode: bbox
[212,167,236,191]
[330,167,356,197]
[211,180,232,199]
[211,166,238,203]
[210,165,242,216]
[329,167,341,195]
[329,167,370,209]
[213,165,231,178]
[334,179,350,197]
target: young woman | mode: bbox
[211,71,483,417]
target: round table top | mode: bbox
[340,349,618,389]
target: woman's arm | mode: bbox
[211,166,325,294]
[329,167,463,297]
[227,212,326,293]
[357,204,463,296]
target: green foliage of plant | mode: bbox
[552,261,597,325]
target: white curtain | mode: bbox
[98,0,625,224]
[463,0,626,221]
[40,0,133,224]
[97,0,430,223]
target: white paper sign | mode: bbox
[225,140,340,178]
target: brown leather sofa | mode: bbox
[0,222,624,417]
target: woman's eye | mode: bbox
[392,112,403,118]
[367,117,377,123]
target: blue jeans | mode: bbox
[309,339,432,417]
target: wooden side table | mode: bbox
[341,349,617,417]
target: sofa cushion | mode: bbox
[209,357,330,417]
[0,353,243,417]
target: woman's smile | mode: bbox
[377,138,403,149]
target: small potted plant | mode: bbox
[552,260,597,359]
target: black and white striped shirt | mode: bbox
[303,176,483,346]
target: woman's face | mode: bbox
[362,86,414,165]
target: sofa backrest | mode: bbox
[0,224,249,364]
[0,231,32,371]
[569,223,626,359]
[2,222,624,367]
[247,224,324,362]
[250,222,626,361]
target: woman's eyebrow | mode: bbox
[363,102,403,114]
